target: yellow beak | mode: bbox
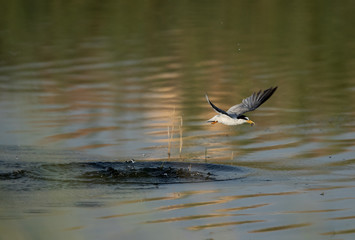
[246,120,255,126]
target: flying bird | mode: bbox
[205,86,278,126]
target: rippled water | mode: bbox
[1,1,355,239]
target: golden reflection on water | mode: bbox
[144,213,251,224]
[97,210,153,220]
[249,223,312,233]
[41,126,120,143]
[305,185,355,192]
[218,191,303,202]
[110,189,221,206]
[72,143,117,150]
[321,228,355,236]
[89,183,355,237]
[284,209,347,214]
[158,200,223,211]
[63,226,85,231]
[327,215,355,221]
[153,190,304,212]
[186,220,266,231]
[216,203,270,212]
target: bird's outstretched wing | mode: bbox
[205,93,231,116]
[227,86,278,116]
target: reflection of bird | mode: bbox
[205,86,278,126]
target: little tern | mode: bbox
[205,86,278,126]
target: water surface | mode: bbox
[0,1,355,239]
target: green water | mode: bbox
[1,1,355,239]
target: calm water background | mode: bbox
[1,1,355,239]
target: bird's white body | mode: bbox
[207,114,250,126]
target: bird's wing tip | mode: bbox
[205,92,210,101]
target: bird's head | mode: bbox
[238,115,255,126]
